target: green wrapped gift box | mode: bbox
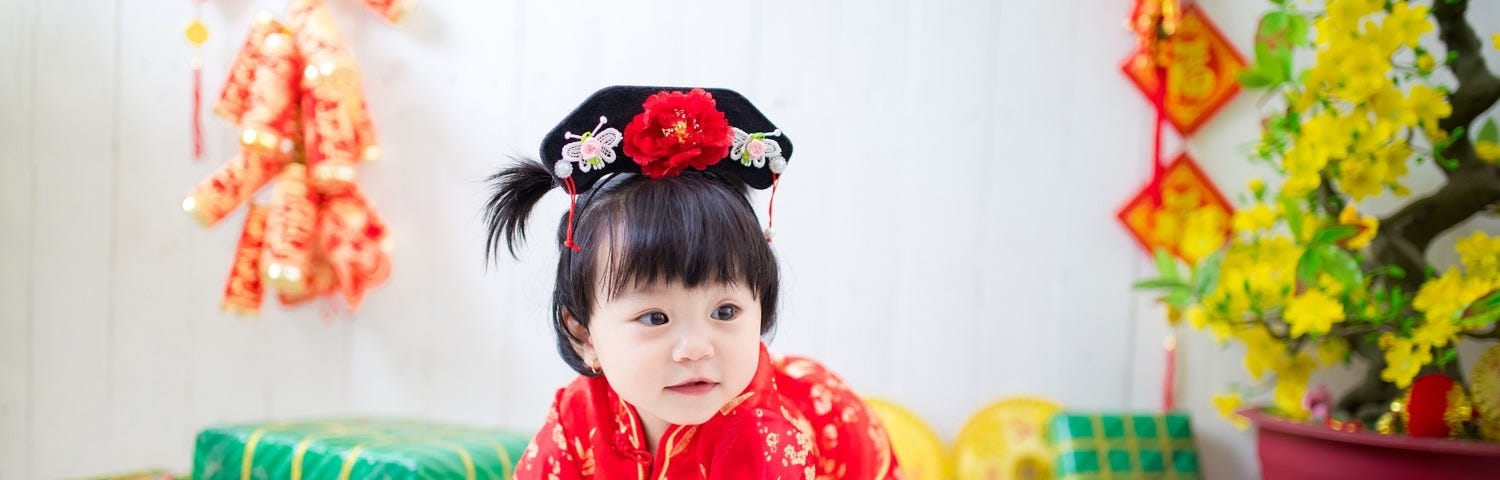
[1048,412,1200,480]
[193,418,530,480]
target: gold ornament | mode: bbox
[185,19,209,46]
[955,397,1061,480]
[864,398,950,480]
[1471,344,1500,441]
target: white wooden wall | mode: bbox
[6,1,1500,479]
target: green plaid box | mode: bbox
[193,418,530,480]
[1048,412,1200,480]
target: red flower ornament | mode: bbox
[622,88,733,179]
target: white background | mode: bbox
[3,0,1499,478]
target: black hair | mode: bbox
[485,157,780,376]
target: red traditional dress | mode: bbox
[513,344,903,479]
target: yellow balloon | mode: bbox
[864,398,951,480]
[954,397,1062,480]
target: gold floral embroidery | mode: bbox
[811,385,832,416]
[819,424,839,451]
[783,359,815,379]
[719,391,756,415]
[571,437,595,476]
[840,407,858,424]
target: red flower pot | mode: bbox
[1242,408,1500,479]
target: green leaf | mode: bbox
[1239,67,1278,89]
[1458,291,1500,328]
[1287,15,1310,47]
[1435,347,1458,367]
[1297,247,1324,286]
[1309,225,1359,247]
[1193,250,1226,298]
[1133,279,1193,291]
[1478,118,1499,145]
[1282,197,1306,240]
[1155,248,1182,282]
[1459,308,1500,329]
[1315,244,1364,290]
[1379,265,1407,280]
[1165,289,1195,310]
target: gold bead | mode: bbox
[182,196,197,213]
[362,145,381,162]
[185,20,209,46]
[283,266,302,282]
[241,128,259,145]
[267,263,282,280]
[258,131,278,150]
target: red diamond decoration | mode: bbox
[1123,4,1247,136]
[1118,153,1235,263]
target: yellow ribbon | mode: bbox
[1089,416,1113,480]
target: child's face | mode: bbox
[577,281,762,427]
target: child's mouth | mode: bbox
[666,379,719,395]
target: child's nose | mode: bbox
[672,328,715,363]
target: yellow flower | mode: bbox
[1405,84,1453,129]
[1213,392,1250,430]
[1186,305,1209,330]
[1368,83,1405,122]
[1412,316,1460,350]
[1476,140,1500,163]
[1318,337,1350,365]
[1493,33,1500,50]
[1232,204,1277,235]
[1380,333,1432,388]
[1285,289,1346,338]
[1240,326,1288,381]
[1272,354,1317,422]
[1336,156,1388,200]
[1416,53,1436,74]
[1412,268,1490,324]
[1337,204,1379,250]
[1382,1,1434,49]
[1335,42,1391,101]
[1456,231,1500,279]
[1327,0,1382,25]
[1377,139,1413,192]
[1248,177,1266,197]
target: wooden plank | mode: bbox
[182,2,271,453]
[0,0,38,477]
[27,0,118,476]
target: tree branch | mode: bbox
[1433,0,1500,177]
[1369,1,1500,294]
[1375,168,1500,292]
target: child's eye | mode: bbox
[711,305,739,321]
[636,311,669,326]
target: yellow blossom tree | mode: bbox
[1138,0,1500,431]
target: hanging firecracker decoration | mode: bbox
[185,0,405,316]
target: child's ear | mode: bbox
[562,311,597,365]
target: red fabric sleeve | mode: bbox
[708,412,819,480]
[512,390,586,480]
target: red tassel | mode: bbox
[765,174,780,242]
[1147,63,1168,205]
[563,177,580,252]
[192,57,204,161]
[1163,334,1177,411]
